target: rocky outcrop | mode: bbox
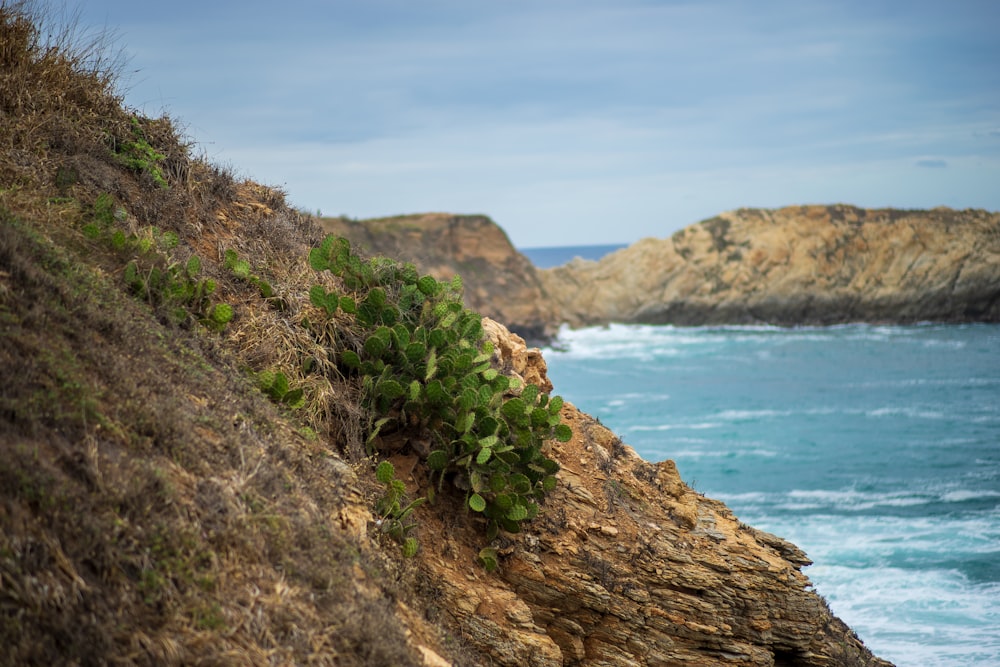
[321,214,555,343]
[402,319,892,666]
[541,205,1000,328]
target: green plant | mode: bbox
[374,461,424,557]
[308,235,570,550]
[193,602,226,631]
[115,116,168,188]
[81,193,127,248]
[477,547,499,573]
[224,248,282,306]
[122,232,232,331]
[256,369,305,409]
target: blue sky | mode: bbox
[78,0,1000,247]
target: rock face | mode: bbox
[540,205,1000,328]
[321,214,555,343]
[405,319,892,666]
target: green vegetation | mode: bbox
[115,116,169,188]
[307,234,570,548]
[256,369,305,409]
[374,461,424,557]
[122,235,232,331]
[224,248,278,301]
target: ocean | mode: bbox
[541,322,1000,667]
[519,243,627,268]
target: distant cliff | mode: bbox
[541,205,1000,328]
[321,214,556,343]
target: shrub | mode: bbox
[374,461,424,557]
[256,370,305,409]
[308,235,570,548]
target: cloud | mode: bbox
[79,0,1000,245]
[915,159,948,169]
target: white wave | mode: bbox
[784,488,931,511]
[669,447,778,460]
[920,338,968,349]
[711,491,770,505]
[851,376,1000,389]
[745,513,1000,564]
[971,414,1000,423]
[602,392,673,404]
[865,406,946,419]
[806,565,1000,667]
[721,486,1000,515]
[715,408,790,420]
[626,422,721,432]
[941,489,1000,503]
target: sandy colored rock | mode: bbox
[541,205,1000,327]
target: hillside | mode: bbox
[1,5,891,666]
[541,205,1000,328]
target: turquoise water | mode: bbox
[542,323,1000,667]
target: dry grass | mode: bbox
[0,2,472,664]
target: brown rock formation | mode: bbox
[541,205,1000,328]
[321,213,555,343]
[404,319,892,666]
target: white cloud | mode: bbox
[80,0,1000,246]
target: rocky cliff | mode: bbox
[541,205,1000,328]
[321,214,556,343]
[406,319,893,667]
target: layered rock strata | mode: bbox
[402,319,893,666]
[541,205,1000,328]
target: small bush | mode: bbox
[256,369,305,409]
[115,225,231,331]
[374,461,424,557]
[308,235,570,551]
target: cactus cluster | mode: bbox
[81,193,232,332]
[308,235,570,554]
[123,249,232,331]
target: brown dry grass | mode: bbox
[0,2,480,664]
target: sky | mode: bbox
[74,0,1000,247]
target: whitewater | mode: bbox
[542,323,1000,667]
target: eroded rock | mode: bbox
[414,321,893,666]
[541,205,1000,328]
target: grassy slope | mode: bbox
[0,4,464,664]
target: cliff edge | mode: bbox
[541,205,1000,328]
